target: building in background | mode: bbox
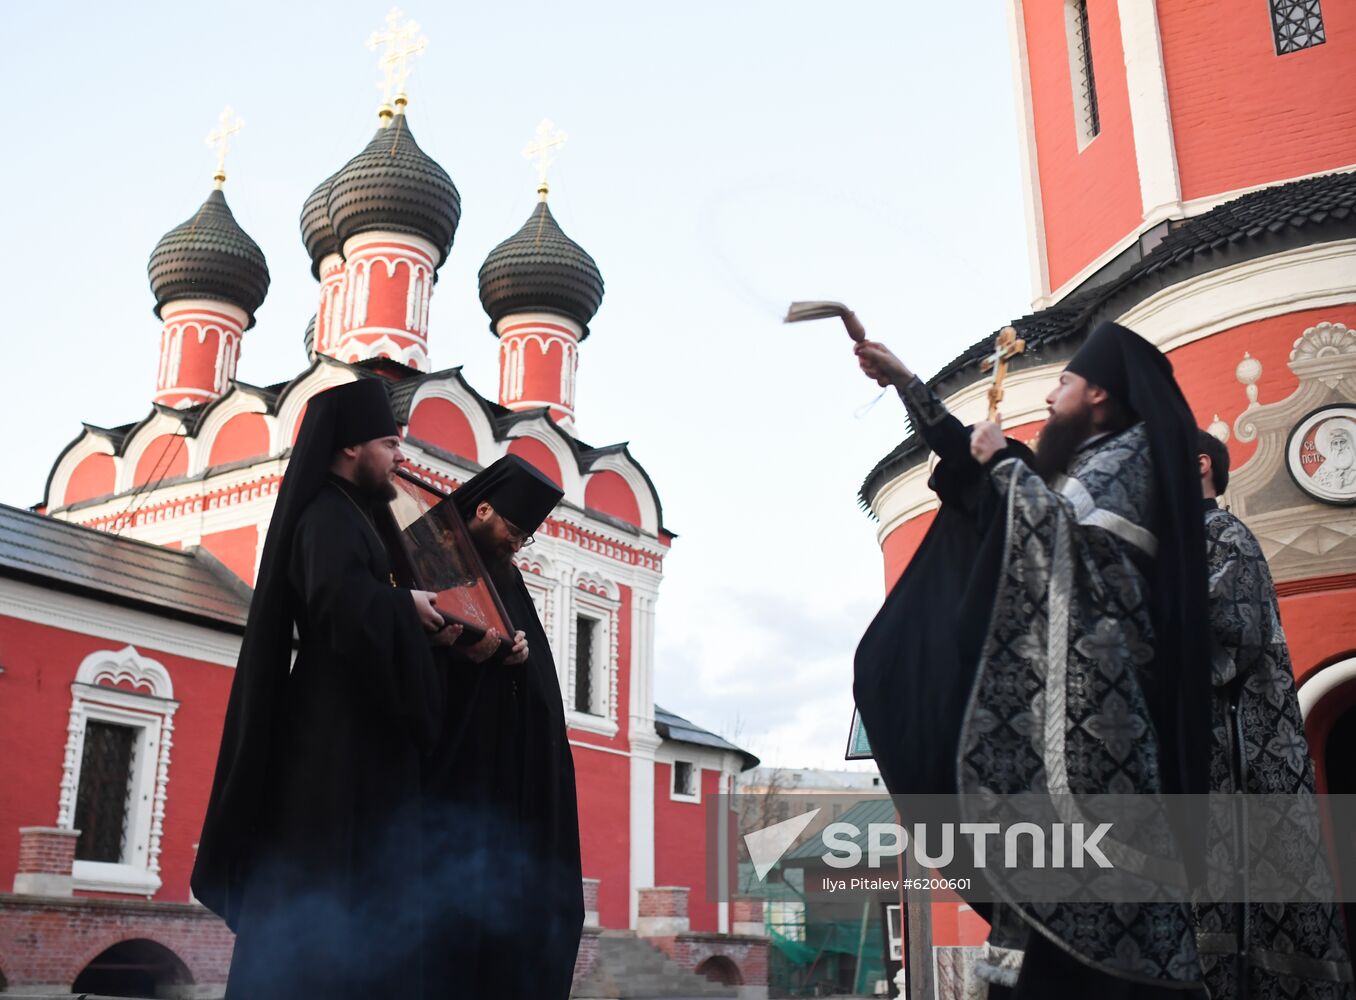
[860,0,1356,992]
[0,17,766,998]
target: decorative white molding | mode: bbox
[1116,0,1183,227]
[1298,656,1356,719]
[273,361,357,452]
[48,432,118,510]
[57,648,180,898]
[504,418,586,504]
[116,410,197,494]
[1006,0,1051,305]
[191,388,273,476]
[629,727,662,928]
[1180,164,1356,220]
[0,577,241,666]
[584,452,662,535]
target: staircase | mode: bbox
[572,930,738,999]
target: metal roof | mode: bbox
[654,704,760,771]
[148,189,270,327]
[783,798,897,861]
[0,504,250,631]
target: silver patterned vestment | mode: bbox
[1194,504,1354,999]
[964,425,1202,990]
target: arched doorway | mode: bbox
[72,938,193,998]
[1298,655,1356,957]
[696,954,744,985]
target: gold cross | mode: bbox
[368,7,427,119]
[205,107,244,190]
[980,326,1025,423]
[522,119,568,199]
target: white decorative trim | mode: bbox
[191,388,273,476]
[629,727,661,928]
[116,410,197,494]
[1116,0,1183,227]
[569,583,620,725]
[667,759,702,804]
[1298,656,1356,719]
[504,417,585,504]
[1063,0,1099,153]
[57,647,180,898]
[48,432,118,510]
[0,577,242,666]
[273,361,357,452]
[1117,240,1356,352]
[584,453,661,535]
[1043,225,1146,310]
[1006,0,1051,305]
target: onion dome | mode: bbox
[326,115,460,266]
[477,199,605,338]
[303,314,317,360]
[148,189,270,328]
[300,170,341,277]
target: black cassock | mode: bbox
[420,563,584,999]
[222,480,446,999]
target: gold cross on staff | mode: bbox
[205,108,244,190]
[980,326,1025,423]
[522,119,568,199]
[368,7,427,118]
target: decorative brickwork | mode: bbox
[0,895,232,993]
[13,828,79,897]
[637,886,689,936]
[646,931,770,988]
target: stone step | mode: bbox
[572,933,737,999]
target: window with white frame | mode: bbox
[58,647,178,896]
[1065,0,1101,149]
[671,760,700,802]
[567,581,620,735]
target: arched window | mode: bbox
[58,647,178,896]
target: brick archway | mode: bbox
[72,937,193,996]
[696,953,744,985]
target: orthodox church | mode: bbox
[0,20,765,998]
[860,0,1356,991]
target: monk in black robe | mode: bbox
[420,455,584,999]
[1193,432,1354,999]
[192,379,456,999]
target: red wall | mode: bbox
[201,525,259,587]
[506,437,564,489]
[0,614,236,904]
[363,260,414,333]
[172,325,222,398]
[1158,0,1356,203]
[1280,587,1356,685]
[1026,0,1143,289]
[408,398,478,462]
[653,765,722,933]
[207,413,269,468]
[572,747,631,929]
[585,471,641,526]
[132,436,189,487]
[63,454,115,506]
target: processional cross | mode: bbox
[368,7,428,119]
[523,119,568,200]
[980,326,1025,422]
[205,107,244,190]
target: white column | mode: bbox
[1118,0,1183,227]
[628,588,661,927]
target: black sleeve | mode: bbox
[290,502,445,751]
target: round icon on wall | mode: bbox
[1287,405,1356,506]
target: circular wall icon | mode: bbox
[1287,405,1356,506]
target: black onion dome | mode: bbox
[148,189,270,329]
[326,115,460,266]
[300,170,341,277]
[477,200,605,338]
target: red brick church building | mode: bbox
[0,42,765,999]
[861,0,1356,991]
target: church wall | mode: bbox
[507,436,565,489]
[0,612,236,904]
[652,763,721,934]
[63,454,115,507]
[881,509,935,592]
[1279,587,1356,687]
[132,435,190,488]
[572,747,632,929]
[1157,0,1356,204]
[585,471,642,527]
[1024,0,1143,290]
[200,525,261,587]
[407,397,478,462]
[207,413,270,468]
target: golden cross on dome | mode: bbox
[522,119,568,200]
[205,107,244,190]
[368,7,427,120]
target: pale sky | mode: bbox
[0,1,1031,769]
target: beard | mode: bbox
[353,460,398,502]
[466,519,517,586]
[1033,407,1095,483]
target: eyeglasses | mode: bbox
[500,515,535,548]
